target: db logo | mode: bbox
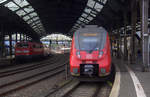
[86,54,92,59]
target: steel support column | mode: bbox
[0,28,4,57]
[110,35,113,56]
[56,36,58,45]
[124,12,128,60]
[24,34,26,41]
[9,33,12,58]
[16,32,17,43]
[49,40,51,48]
[20,33,21,42]
[23,34,25,41]
[141,0,149,70]
[131,0,137,63]
[117,29,120,58]
[120,33,122,57]
[26,35,28,41]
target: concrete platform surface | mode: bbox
[112,58,150,97]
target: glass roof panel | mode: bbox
[103,0,107,4]
[84,8,92,14]
[29,12,37,18]
[87,0,95,8]
[16,9,26,17]
[98,0,107,4]
[35,28,39,31]
[32,25,37,29]
[91,10,97,15]
[24,6,34,13]
[23,15,30,21]
[2,0,45,34]
[34,27,39,30]
[38,27,42,29]
[38,24,42,26]
[90,12,96,17]
[94,3,103,12]
[34,20,40,24]
[84,19,89,23]
[34,29,38,32]
[81,13,88,18]
[39,29,43,32]
[79,17,84,21]
[36,23,40,26]
[33,17,39,21]
[14,0,29,7]
[27,19,33,24]
[38,25,42,28]
[0,0,7,4]
[70,0,107,33]
[4,1,20,11]
[30,23,36,27]
[38,28,42,31]
[87,16,94,21]
[34,29,39,32]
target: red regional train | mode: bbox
[70,25,112,81]
[15,41,46,60]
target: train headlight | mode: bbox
[73,68,78,74]
[72,68,80,76]
[76,51,81,58]
[101,68,106,74]
[99,51,103,58]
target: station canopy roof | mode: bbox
[40,34,72,41]
[0,0,45,36]
[0,0,150,39]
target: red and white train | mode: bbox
[15,41,50,60]
[70,25,112,81]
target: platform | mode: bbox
[111,57,150,97]
[0,55,15,67]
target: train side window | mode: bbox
[17,43,29,48]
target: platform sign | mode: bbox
[82,33,97,37]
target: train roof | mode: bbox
[75,25,107,34]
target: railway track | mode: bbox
[0,54,69,96]
[0,54,63,77]
[48,80,112,97]
[63,83,100,97]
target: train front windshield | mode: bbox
[75,31,107,52]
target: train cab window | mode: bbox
[17,43,29,48]
[79,34,99,51]
[75,28,107,52]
